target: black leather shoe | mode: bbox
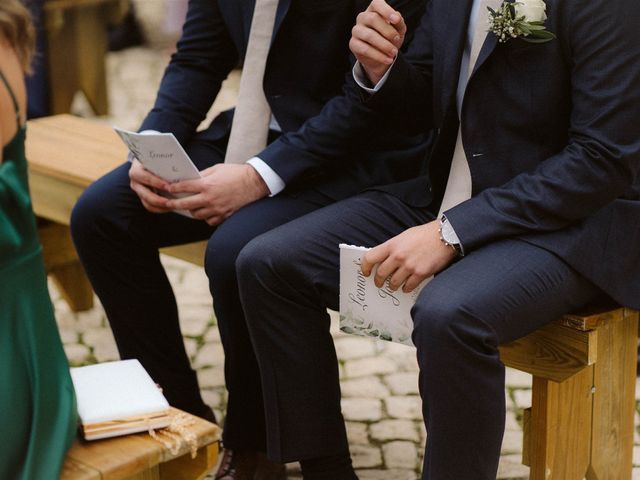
[215,449,257,480]
[214,449,286,480]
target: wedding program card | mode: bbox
[114,128,201,217]
[339,244,431,346]
[114,128,201,184]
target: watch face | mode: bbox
[441,221,458,245]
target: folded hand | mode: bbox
[128,159,172,213]
[350,0,406,85]
[166,164,269,226]
[361,221,457,293]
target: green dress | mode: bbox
[0,71,77,479]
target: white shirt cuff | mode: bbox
[352,60,395,93]
[247,157,286,196]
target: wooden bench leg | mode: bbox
[45,9,80,115]
[50,262,95,312]
[44,1,128,115]
[159,443,219,480]
[125,465,160,480]
[74,7,110,116]
[39,222,94,312]
[527,366,594,479]
[586,309,637,480]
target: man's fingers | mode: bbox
[366,0,400,23]
[205,210,233,227]
[402,274,426,293]
[373,257,398,288]
[130,182,170,211]
[168,179,203,194]
[392,13,407,38]
[361,244,389,276]
[129,161,168,190]
[365,0,405,39]
[205,216,224,227]
[350,38,395,67]
[167,193,207,211]
[357,11,402,43]
[352,23,398,59]
[388,267,411,291]
[189,207,228,227]
[140,200,168,214]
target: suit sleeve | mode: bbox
[360,1,435,135]
[257,0,429,185]
[139,0,238,145]
[444,0,640,251]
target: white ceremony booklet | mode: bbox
[339,244,431,346]
[114,127,201,217]
[71,359,171,440]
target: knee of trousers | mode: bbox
[411,293,499,366]
[236,234,281,288]
[204,228,250,290]
[70,182,115,252]
[235,232,307,299]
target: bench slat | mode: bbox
[500,321,597,382]
[561,306,625,331]
[26,115,128,188]
[60,458,101,480]
[61,408,220,480]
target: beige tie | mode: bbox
[225,0,279,164]
[438,0,500,215]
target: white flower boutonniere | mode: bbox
[488,0,556,44]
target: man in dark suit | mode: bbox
[236,0,640,478]
[70,0,429,478]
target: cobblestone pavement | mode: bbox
[52,4,640,478]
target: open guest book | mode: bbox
[339,244,431,347]
[70,359,171,440]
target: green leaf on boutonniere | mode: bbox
[488,1,556,44]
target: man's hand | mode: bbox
[129,159,172,213]
[166,164,270,226]
[361,221,457,293]
[350,0,407,85]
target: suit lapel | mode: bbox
[434,0,474,118]
[469,0,501,77]
[273,0,292,38]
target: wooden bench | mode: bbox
[25,114,207,312]
[500,306,639,479]
[26,114,638,479]
[61,408,221,480]
[43,0,130,115]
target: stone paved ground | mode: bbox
[52,3,640,478]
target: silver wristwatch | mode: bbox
[439,215,464,256]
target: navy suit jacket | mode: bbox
[369,0,640,307]
[139,0,431,202]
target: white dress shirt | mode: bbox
[246,114,285,196]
